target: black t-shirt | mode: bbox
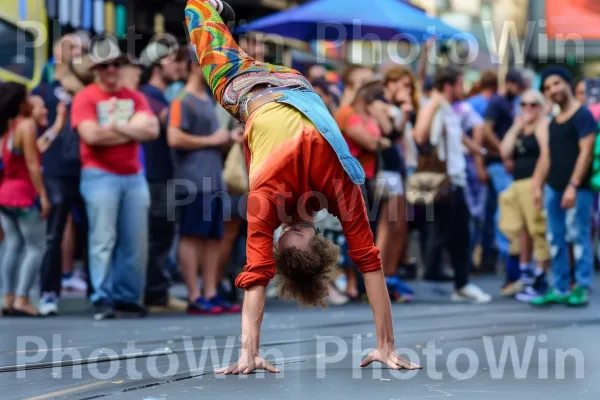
[381,129,403,173]
[32,81,81,178]
[380,107,415,176]
[547,106,597,191]
[485,94,515,165]
[513,131,539,181]
[139,84,174,184]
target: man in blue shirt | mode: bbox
[138,41,184,312]
[35,36,95,316]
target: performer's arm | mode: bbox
[362,270,395,345]
[218,190,280,374]
[240,286,266,356]
[322,175,421,370]
[327,182,394,344]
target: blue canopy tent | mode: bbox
[236,0,463,42]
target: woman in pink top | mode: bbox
[0,83,50,317]
[335,82,392,301]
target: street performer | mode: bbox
[185,0,421,374]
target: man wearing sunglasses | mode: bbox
[71,37,160,320]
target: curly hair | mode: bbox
[273,234,340,308]
[0,82,27,136]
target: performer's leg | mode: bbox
[185,1,264,100]
[185,0,296,108]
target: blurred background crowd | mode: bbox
[0,0,599,319]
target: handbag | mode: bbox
[223,142,249,194]
[405,122,453,206]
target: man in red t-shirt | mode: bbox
[71,37,159,320]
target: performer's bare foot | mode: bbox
[216,352,280,375]
[360,344,422,370]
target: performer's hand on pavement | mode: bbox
[360,344,422,370]
[215,353,280,375]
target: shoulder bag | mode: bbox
[405,120,453,206]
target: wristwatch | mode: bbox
[480,147,488,156]
[569,180,579,189]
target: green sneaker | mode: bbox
[567,286,589,307]
[531,289,569,306]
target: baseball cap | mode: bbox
[139,42,176,68]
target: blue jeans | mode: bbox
[80,168,150,305]
[545,186,594,293]
[486,163,513,256]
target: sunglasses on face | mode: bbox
[520,102,540,108]
[97,61,123,70]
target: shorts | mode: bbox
[177,192,225,239]
[373,170,404,196]
[223,193,248,220]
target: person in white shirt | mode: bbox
[412,67,492,303]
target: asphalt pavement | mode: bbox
[1,276,599,400]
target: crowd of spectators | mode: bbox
[0,29,599,319]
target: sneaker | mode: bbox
[385,276,414,295]
[115,302,148,318]
[146,296,188,313]
[209,295,241,313]
[519,268,535,286]
[451,283,492,304]
[324,291,350,306]
[515,274,549,303]
[567,286,589,307]
[500,280,525,296]
[533,273,549,294]
[219,1,236,25]
[187,297,223,315]
[62,275,88,293]
[515,286,543,302]
[93,302,116,321]
[39,295,58,317]
[385,276,414,303]
[530,289,570,306]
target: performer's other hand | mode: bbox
[360,344,422,370]
[215,353,280,375]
